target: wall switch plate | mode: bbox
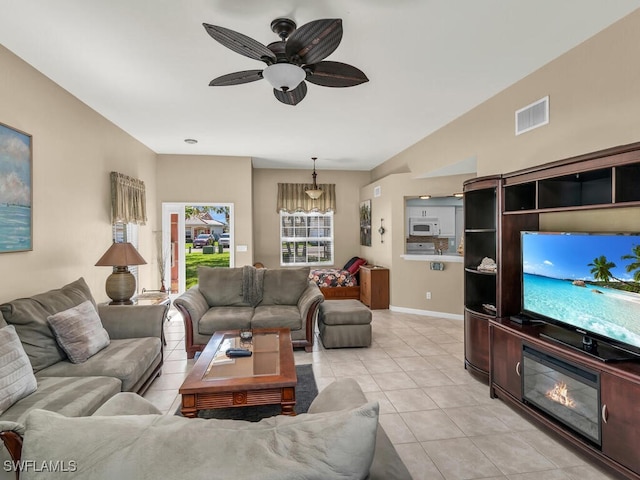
[430,262,445,271]
[236,244,248,252]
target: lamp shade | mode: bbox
[262,63,306,91]
[95,242,147,267]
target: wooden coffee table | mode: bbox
[179,328,297,418]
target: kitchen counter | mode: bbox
[401,254,463,263]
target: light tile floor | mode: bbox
[145,307,619,480]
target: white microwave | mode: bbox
[409,217,439,236]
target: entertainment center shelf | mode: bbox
[503,143,640,213]
[463,141,640,480]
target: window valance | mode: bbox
[110,172,147,225]
[276,183,336,213]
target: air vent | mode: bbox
[515,96,549,135]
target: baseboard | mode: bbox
[389,305,463,321]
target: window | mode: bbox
[112,222,140,283]
[280,211,333,266]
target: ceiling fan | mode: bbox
[203,18,369,106]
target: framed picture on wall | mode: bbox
[360,199,371,247]
[0,122,32,253]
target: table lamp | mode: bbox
[95,242,147,305]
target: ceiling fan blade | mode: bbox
[273,82,308,106]
[203,23,276,63]
[285,19,343,65]
[305,61,369,88]
[209,70,264,86]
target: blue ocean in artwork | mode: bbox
[523,273,640,350]
[0,204,31,251]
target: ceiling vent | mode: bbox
[515,96,549,135]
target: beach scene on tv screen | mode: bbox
[522,233,640,350]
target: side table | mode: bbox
[133,291,172,345]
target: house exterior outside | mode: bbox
[185,213,226,241]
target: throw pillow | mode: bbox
[0,325,38,416]
[347,258,367,275]
[21,402,379,480]
[343,256,361,270]
[47,300,110,364]
[0,277,97,372]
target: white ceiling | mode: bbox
[1,1,637,171]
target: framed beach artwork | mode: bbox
[359,199,371,247]
[0,122,32,253]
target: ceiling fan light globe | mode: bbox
[263,63,306,91]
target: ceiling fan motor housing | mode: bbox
[271,18,297,40]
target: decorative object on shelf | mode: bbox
[203,17,368,106]
[305,157,323,199]
[95,242,147,305]
[482,303,497,314]
[477,257,497,272]
[377,218,385,243]
[457,237,464,255]
[359,200,371,246]
[0,122,32,254]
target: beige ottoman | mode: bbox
[318,299,372,348]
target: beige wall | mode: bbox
[373,10,640,183]
[155,154,254,267]
[369,10,640,316]
[252,169,370,268]
[0,45,158,303]
[360,173,472,315]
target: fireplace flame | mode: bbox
[546,381,575,407]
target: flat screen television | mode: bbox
[520,231,640,361]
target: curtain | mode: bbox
[276,183,336,213]
[110,172,147,225]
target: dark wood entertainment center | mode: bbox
[463,142,640,480]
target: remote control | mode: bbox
[225,348,252,357]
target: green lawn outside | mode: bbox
[185,248,230,289]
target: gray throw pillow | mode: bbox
[261,268,311,305]
[0,325,38,416]
[47,300,110,364]
[21,402,379,480]
[0,277,96,372]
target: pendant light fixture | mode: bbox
[305,157,323,199]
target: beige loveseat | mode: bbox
[0,278,167,470]
[1,379,412,480]
[174,266,324,357]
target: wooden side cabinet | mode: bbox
[601,372,640,475]
[359,265,389,310]
[489,323,522,399]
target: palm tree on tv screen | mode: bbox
[588,255,616,282]
[621,245,640,283]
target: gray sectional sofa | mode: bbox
[174,266,324,357]
[0,278,167,470]
[2,379,412,480]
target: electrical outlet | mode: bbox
[426,292,431,300]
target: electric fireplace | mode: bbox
[522,345,601,446]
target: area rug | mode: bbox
[176,364,318,422]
